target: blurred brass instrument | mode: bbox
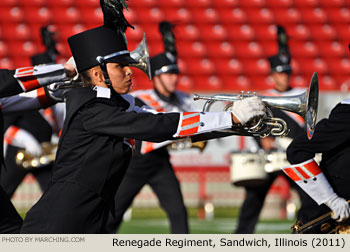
[291,200,350,234]
[168,138,207,152]
[16,142,57,169]
[193,72,319,139]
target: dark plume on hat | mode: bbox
[100,0,134,33]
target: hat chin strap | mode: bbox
[96,56,113,88]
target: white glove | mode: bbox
[229,96,265,125]
[324,194,350,222]
[11,128,42,156]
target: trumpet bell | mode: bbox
[130,33,152,80]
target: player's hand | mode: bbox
[324,194,350,222]
[229,96,265,125]
[14,129,42,156]
[64,57,78,79]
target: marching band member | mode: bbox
[20,14,265,233]
[104,21,192,234]
[284,46,350,232]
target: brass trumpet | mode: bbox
[193,72,319,139]
[16,142,57,169]
[168,138,207,152]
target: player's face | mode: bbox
[154,73,178,97]
[271,72,290,92]
[106,63,133,94]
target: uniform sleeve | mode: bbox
[0,69,23,98]
[287,104,350,164]
[1,87,56,115]
[81,101,233,143]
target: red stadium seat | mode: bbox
[185,0,212,9]
[212,58,244,75]
[75,0,100,7]
[293,0,320,8]
[192,8,220,24]
[240,0,267,8]
[333,24,350,41]
[221,75,252,91]
[46,0,76,7]
[265,0,293,8]
[296,58,329,75]
[174,24,201,41]
[227,25,256,41]
[250,76,275,90]
[318,75,338,90]
[319,0,347,8]
[55,41,71,58]
[80,7,103,25]
[51,7,82,24]
[163,8,193,24]
[285,24,312,40]
[193,75,223,91]
[309,24,337,40]
[289,41,319,57]
[2,23,32,41]
[326,8,350,23]
[245,8,275,24]
[177,75,195,91]
[56,24,88,41]
[234,42,263,58]
[212,0,239,8]
[253,24,277,40]
[185,59,216,75]
[0,0,19,6]
[218,8,247,24]
[0,57,15,69]
[177,41,208,58]
[198,24,229,41]
[0,7,25,23]
[134,8,165,24]
[147,41,163,56]
[8,41,38,57]
[290,75,308,88]
[242,58,270,75]
[12,57,31,68]
[157,0,185,8]
[205,41,235,58]
[0,41,9,58]
[126,24,145,42]
[18,0,46,6]
[300,8,328,24]
[260,41,278,57]
[327,58,350,74]
[127,0,157,8]
[124,8,139,24]
[290,59,301,75]
[317,41,347,57]
[273,8,302,24]
[23,7,53,24]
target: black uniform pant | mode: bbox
[104,159,189,234]
[0,146,51,197]
[0,185,22,233]
[235,171,313,234]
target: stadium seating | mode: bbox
[0,0,348,91]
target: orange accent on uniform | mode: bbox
[17,67,34,74]
[283,167,301,181]
[295,166,311,179]
[142,142,155,153]
[179,127,199,136]
[181,114,200,127]
[21,78,41,91]
[138,94,165,112]
[58,129,62,138]
[304,160,321,176]
[4,126,20,145]
[37,87,55,108]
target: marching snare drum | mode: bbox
[230,152,268,187]
[264,151,290,174]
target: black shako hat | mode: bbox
[150,52,179,78]
[268,54,292,74]
[31,52,54,65]
[68,25,136,73]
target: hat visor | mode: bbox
[105,54,137,65]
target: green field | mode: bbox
[117,207,295,234]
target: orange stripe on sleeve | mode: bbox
[4,126,20,145]
[179,127,199,136]
[295,166,311,179]
[21,78,41,91]
[36,87,55,108]
[304,160,321,176]
[181,115,200,127]
[283,168,302,181]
